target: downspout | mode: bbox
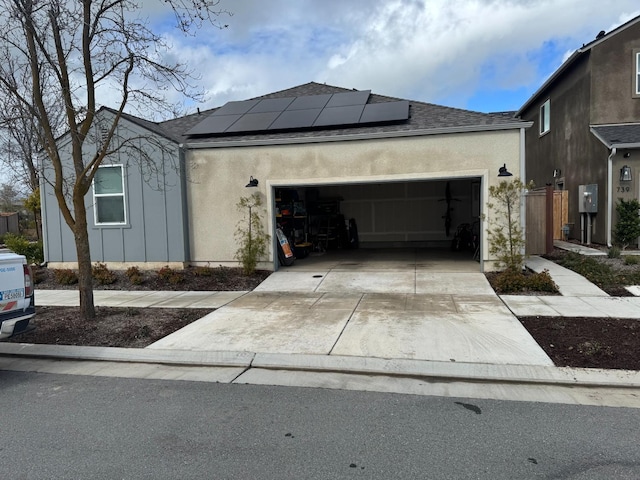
[519,126,527,255]
[607,147,616,248]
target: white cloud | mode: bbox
[124,0,640,115]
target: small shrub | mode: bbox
[53,269,78,285]
[92,262,117,285]
[624,255,640,266]
[156,266,183,284]
[491,268,558,294]
[4,233,44,264]
[558,252,615,287]
[614,198,640,249]
[125,266,145,285]
[214,265,230,282]
[193,266,213,277]
[32,267,46,284]
[607,246,621,258]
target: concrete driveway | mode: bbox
[150,249,553,366]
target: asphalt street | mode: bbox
[1,371,639,479]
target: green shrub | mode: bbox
[53,269,78,285]
[607,246,621,258]
[491,268,558,294]
[558,252,615,287]
[614,198,640,249]
[624,255,640,265]
[4,233,44,264]
[92,262,116,285]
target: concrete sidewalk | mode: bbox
[35,289,247,309]
[500,256,640,318]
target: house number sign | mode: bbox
[616,186,631,192]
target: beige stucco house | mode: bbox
[178,83,530,272]
[42,82,531,272]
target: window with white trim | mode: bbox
[93,165,126,225]
[539,99,550,135]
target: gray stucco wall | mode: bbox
[520,54,611,244]
[591,22,640,124]
[41,111,188,267]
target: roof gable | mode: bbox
[517,14,640,115]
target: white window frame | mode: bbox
[539,99,550,135]
[635,50,640,96]
[92,164,127,226]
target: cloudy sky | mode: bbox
[140,0,639,115]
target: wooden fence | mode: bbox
[525,187,568,255]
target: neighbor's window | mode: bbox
[93,165,126,225]
[539,99,550,135]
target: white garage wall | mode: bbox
[318,180,475,245]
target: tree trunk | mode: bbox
[73,201,95,320]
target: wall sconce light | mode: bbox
[498,164,513,177]
[553,169,561,178]
[245,176,259,187]
[620,165,632,182]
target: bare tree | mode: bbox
[0,0,228,320]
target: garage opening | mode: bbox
[274,178,482,269]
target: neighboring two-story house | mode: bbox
[517,15,640,247]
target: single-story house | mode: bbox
[42,82,531,272]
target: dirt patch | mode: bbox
[9,306,213,348]
[520,316,640,370]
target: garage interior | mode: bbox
[274,178,482,267]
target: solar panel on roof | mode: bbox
[325,90,370,108]
[225,111,281,132]
[313,105,365,127]
[286,94,332,111]
[213,99,260,116]
[185,114,243,135]
[249,97,296,113]
[268,108,322,130]
[359,101,409,124]
[185,89,409,137]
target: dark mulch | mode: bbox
[520,316,640,370]
[9,306,213,348]
[7,265,267,348]
[34,265,271,291]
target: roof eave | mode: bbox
[183,121,532,149]
[589,126,640,149]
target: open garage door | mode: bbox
[274,177,481,265]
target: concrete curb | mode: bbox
[1,343,638,389]
[0,343,253,367]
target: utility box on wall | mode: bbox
[578,184,598,213]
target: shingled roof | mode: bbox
[591,123,640,148]
[160,82,528,145]
[109,82,528,145]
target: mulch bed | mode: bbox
[9,306,214,349]
[520,316,640,370]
